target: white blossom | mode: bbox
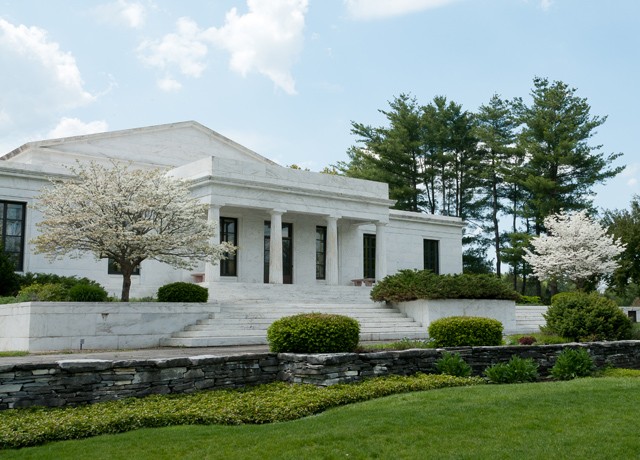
[32,161,234,300]
[523,210,625,289]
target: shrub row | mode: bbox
[370,270,520,303]
[428,316,503,347]
[0,374,484,449]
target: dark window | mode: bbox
[363,233,376,279]
[0,201,26,271]
[220,217,238,277]
[424,239,439,274]
[316,226,327,280]
[108,258,140,275]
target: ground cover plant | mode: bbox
[504,332,571,345]
[371,269,520,303]
[550,348,594,380]
[0,374,482,449]
[3,373,640,459]
[359,338,434,351]
[484,355,539,383]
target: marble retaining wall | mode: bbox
[2,341,640,409]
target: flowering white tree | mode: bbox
[33,161,234,301]
[524,210,625,290]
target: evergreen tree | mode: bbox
[0,244,20,296]
[603,196,640,295]
[514,77,624,235]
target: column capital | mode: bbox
[270,209,286,216]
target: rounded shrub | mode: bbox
[267,313,360,353]
[68,283,109,302]
[543,291,632,342]
[550,348,594,380]
[428,316,503,347]
[157,282,208,302]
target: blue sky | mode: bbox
[0,0,638,212]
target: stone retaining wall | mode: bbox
[2,341,640,410]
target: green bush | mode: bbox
[543,292,632,342]
[484,355,539,384]
[18,273,102,290]
[517,295,542,305]
[16,283,68,301]
[371,270,520,303]
[267,313,360,353]
[157,282,208,302]
[68,283,109,302]
[435,351,472,377]
[428,316,503,347]
[550,348,594,380]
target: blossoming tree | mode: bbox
[33,161,234,301]
[524,210,625,291]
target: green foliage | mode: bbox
[484,355,539,383]
[604,197,640,295]
[360,338,434,351]
[0,373,484,449]
[543,291,632,341]
[68,283,109,302]
[18,272,102,290]
[371,269,520,303]
[428,316,503,347]
[0,244,20,296]
[435,352,472,377]
[517,295,542,305]
[157,282,208,302]
[16,283,68,301]
[550,348,594,380]
[267,313,360,353]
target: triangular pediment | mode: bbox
[1,121,278,168]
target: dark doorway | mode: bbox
[264,221,293,284]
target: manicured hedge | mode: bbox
[371,270,520,303]
[267,313,360,353]
[157,282,208,302]
[428,316,503,347]
[543,291,632,341]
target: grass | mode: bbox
[3,372,640,459]
[0,351,29,357]
[359,338,434,351]
[504,331,572,345]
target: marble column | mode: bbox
[326,216,339,285]
[269,210,284,284]
[204,204,221,283]
[375,222,387,281]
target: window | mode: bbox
[220,217,238,277]
[316,226,327,280]
[0,201,26,271]
[363,233,376,279]
[424,239,439,274]
[108,258,140,275]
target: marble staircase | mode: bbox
[161,283,428,347]
[514,305,547,334]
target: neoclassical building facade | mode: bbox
[0,121,464,298]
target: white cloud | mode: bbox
[47,118,109,138]
[540,0,553,11]
[95,0,148,28]
[0,19,95,109]
[137,17,209,78]
[204,0,308,95]
[157,76,182,92]
[345,0,460,20]
[628,178,638,187]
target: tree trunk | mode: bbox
[121,270,132,301]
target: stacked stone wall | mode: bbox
[1,341,639,409]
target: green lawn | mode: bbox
[4,376,640,459]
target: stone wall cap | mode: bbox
[57,359,113,371]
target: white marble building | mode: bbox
[0,121,464,299]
